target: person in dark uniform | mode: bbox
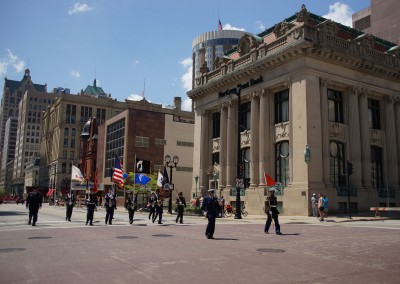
[175,192,186,224]
[152,193,163,224]
[66,191,75,221]
[264,187,282,235]
[148,192,156,220]
[26,188,42,226]
[86,188,96,226]
[126,192,137,224]
[201,189,219,239]
[105,189,116,225]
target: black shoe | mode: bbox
[152,219,155,223]
[32,223,36,226]
[28,221,31,225]
[180,222,183,224]
[158,222,163,224]
[264,231,269,234]
[175,219,178,223]
[276,232,282,235]
[90,223,93,226]
[205,234,209,239]
[109,222,112,225]
[208,236,214,239]
[68,219,71,222]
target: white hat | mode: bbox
[208,189,215,192]
[269,187,276,192]
[312,193,316,196]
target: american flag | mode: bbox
[113,154,123,185]
[218,19,223,31]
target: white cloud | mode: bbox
[223,23,245,31]
[323,2,353,27]
[68,3,94,15]
[181,97,192,111]
[0,61,7,77]
[70,70,81,78]
[0,49,25,76]
[134,60,140,64]
[179,57,192,92]
[255,21,266,31]
[127,93,144,101]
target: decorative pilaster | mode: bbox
[320,78,330,185]
[348,87,362,187]
[200,110,210,194]
[358,89,371,187]
[384,96,399,187]
[226,101,237,188]
[250,91,260,187]
[259,89,271,186]
[219,104,228,189]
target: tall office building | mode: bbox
[352,0,400,45]
[0,116,18,193]
[0,69,46,150]
[192,30,245,89]
[12,89,57,194]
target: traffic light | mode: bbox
[347,161,353,175]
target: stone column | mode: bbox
[395,100,400,185]
[348,87,362,187]
[384,96,399,187]
[250,92,260,187]
[358,90,371,187]
[219,105,228,189]
[200,111,210,195]
[226,101,237,188]
[320,78,330,185]
[259,89,271,186]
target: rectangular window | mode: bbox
[80,106,93,123]
[328,89,344,123]
[64,138,68,147]
[239,102,251,131]
[368,99,380,129]
[155,138,166,145]
[71,139,75,148]
[275,89,289,123]
[177,141,194,147]
[70,151,74,160]
[275,141,290,186]
[105,119,125,178]
[63,150,67,159]
[135,136,149,147]
[66,104,76,124]
[212,112,220,138]
[96,108,107,124]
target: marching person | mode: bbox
[264,187,282,235]
[175,192,186,224]
[318,193,325,221]
[86,188,96,226]
[105,189,116,225]
[66,190,75,221]
[26,188,42,226]
[126,192,137,224]
[311,193,318,217]
[152,193,163,224]
[201,189,219,239]
[148,192,156,221]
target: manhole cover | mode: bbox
[28,236,52,239]
[135,224,147,226]
[256,248,285,253]
[116,236,138,239]
[152,234,172,237]
[0,248,26,253]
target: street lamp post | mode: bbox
[165,154,179,214]
[34,170,38,187]
[194,175,199,199]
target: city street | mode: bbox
[1,203,399,283]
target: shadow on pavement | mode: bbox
[0,211,26,216]
[213,237,239,241]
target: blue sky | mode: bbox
[0,0,370,111]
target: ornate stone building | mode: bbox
[188,6,400,215]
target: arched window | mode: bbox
[329,141,345,187]
[275,141,290,186]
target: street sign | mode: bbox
[236,179,244,188]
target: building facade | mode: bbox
[12,89,57,194]
[352,0,400,45]
[0,116,18,193]
[40,90,125,197]
[188,6,400,215]
[97,97,195,203]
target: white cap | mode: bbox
[269,187,276,192]
[208,189,215,192]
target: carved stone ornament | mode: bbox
[296,4,310,22]
[319,20,340,36]
[273,21,295,38]
[199,61,209,74]
[238,34,263,56]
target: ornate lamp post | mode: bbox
[165,154,179,214]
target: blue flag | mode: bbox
[135,173,151,185]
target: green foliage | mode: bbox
[0,188,5,197]
[124,172,160,194]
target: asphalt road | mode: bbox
[1,204,399,284]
